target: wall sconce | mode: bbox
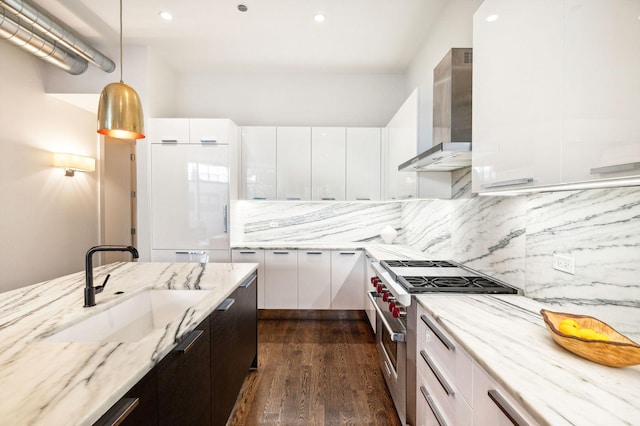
[53,153,96,177]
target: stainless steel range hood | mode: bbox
[399,48,472,172]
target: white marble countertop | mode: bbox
[415,294,640,425]
[232,242,430,262]
[0,261,258,426]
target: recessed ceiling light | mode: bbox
[238,4,248,12]
[159,11,173,21]
[314,14,325,23]
[486,14,499,22]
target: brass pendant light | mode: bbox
[97,0,145,139]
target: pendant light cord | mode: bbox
[119,0,123,83]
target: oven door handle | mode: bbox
[367,291,406,342]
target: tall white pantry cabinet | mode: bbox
[147,118,238,263]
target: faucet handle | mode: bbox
[95,274,111,294]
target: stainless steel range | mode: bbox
[367,259,518,425]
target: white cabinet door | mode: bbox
[276,127,311,200]
[241,127,277,200]
[311,127,346,201]
[148,118,189,144]
[298,250,331,309]
[473,362,539,426]
[472,0,563,192]
[189,118,231,144]
[346,128,381,201]
[232,249,266,308]
[264,250,298,309]
[330,250,364,310]
[562,0,640,183]
[386,90,418,199]
[151,144,229,250]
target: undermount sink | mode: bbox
[43,290,212,343]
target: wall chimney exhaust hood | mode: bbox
[399,48,472,172]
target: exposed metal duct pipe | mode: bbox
[0,6,88,74]
[0,0,115,73]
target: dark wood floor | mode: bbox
[228,311,402,426]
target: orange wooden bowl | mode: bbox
[540,309,640,367]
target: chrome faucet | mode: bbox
[85,245,139,307]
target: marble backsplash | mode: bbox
[230,200,402,243]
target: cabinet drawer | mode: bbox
[417,348,472,426]
[417,305,472,404]
[416,369,473,426]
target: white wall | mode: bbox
[0,42,100,292]
[405,0,483,151]
[174,71,406,126]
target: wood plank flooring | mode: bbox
[228,311,402,426]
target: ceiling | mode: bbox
[33,0,447,74]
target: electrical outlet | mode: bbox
[356,222,366,228]
[269,221,279,228]
[553,254,575,275]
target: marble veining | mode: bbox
[451,166,473,199]
[231,200,401,244]
[0,262,257,426]
[415,294,640,425]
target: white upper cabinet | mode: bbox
[562,0,640,183]
[189,118,232,144]
[386,90,419,199]
[346,128,381,201]
[473,0,640,193]
[241,126,277,200]
[147,118,190,144]
[276,127,312,200]
[472,0,563,193]
[312,127,346,201]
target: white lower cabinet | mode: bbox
[231,249,266,309]
[473,363,539,426]
[258,248,366,310]
[364,253,376,331]
[330,250,364,310]
[416,303,538,425]
[298,250,332,309]
[264,250,298,309]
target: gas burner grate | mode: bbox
[381,260,458,268]
[397,275,518,294]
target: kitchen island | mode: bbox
[0,261,258,425]
[415,294,640,425]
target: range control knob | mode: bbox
[370,277,377,285]
[392,307,406,318]
[387,299,396,311]
[377,284,384,294]
[382,292,391,302]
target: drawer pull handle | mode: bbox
[488,389,530,426]
[481,177,534,189]
[286,197,301,200]
[95,397,140,426]
[420,350,455,396]
[273,251,289,255]
[421,314,455,351]
[590,162,640,175]
[239,251,256,254]
[339,252,356,255]
[215,298,235,311]
[420,386,448,426]
[175,330,204,354]
[160,139,178,143]
[240,275,256,288]
[356,197,371,200]
[200,138,217,143]
[306,251,323,255]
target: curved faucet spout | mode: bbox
[84,245,139,307]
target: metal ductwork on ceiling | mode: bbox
[0,0,115,75]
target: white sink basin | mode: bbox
[43,290,211,343]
